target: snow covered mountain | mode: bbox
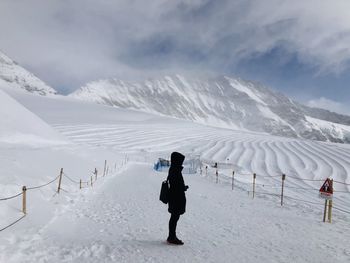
[0,51,57,96]
[2,83,350,262]
[70,75,350,143]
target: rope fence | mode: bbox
[249,191,280,197]
[287,176,325,182]
[333,206,350,214]
[1,155,347,232]
[283,195,324,206]
[63,173,80,184]
[0,158,128,233]
[200,160,350,222]
[0,192,23,201]
[333,180,350,186]
[0,215,26,232]
[27,174,61,191]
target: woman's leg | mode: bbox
[168,213,180,239]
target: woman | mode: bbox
[167,152,189,245]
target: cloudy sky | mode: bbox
[0,0,350,114]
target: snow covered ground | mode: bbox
[0,87,349,262]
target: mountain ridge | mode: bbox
[70,74,350,143]
[0,51,57,96]
[1,49,348,144]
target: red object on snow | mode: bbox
[319,178,333,197]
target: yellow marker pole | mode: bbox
[328,200,333,223]
[327,179,333,223]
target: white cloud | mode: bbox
[307,97,350,115]
[0,0,350,91]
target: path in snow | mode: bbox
[2,162,349,262]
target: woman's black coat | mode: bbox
[168,152,187,215]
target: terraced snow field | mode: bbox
[50,122,350,213]
[2,90,350,262]
[9,90,350,219]
[52,123,349,181]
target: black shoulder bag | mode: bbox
[159,177,169,204]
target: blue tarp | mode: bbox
[154,158,170,171]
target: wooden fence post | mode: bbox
[216,169,218,184]
[103,160,107,176]
[252,173,256,199]
[79,179,82,190]
[22,186,27,214]
[281,174,286,206]
[205,166,208,176]
[232,171,235,190]
[95,168,98,180]
[57,168,63,194]
[91,175,93,187]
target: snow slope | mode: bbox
[0,88,124,251]
[0,88,66,146]
[0,51,57,96]
[0,90,349,262]
[70,75,350,143]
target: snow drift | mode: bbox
[0,88,66,146]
